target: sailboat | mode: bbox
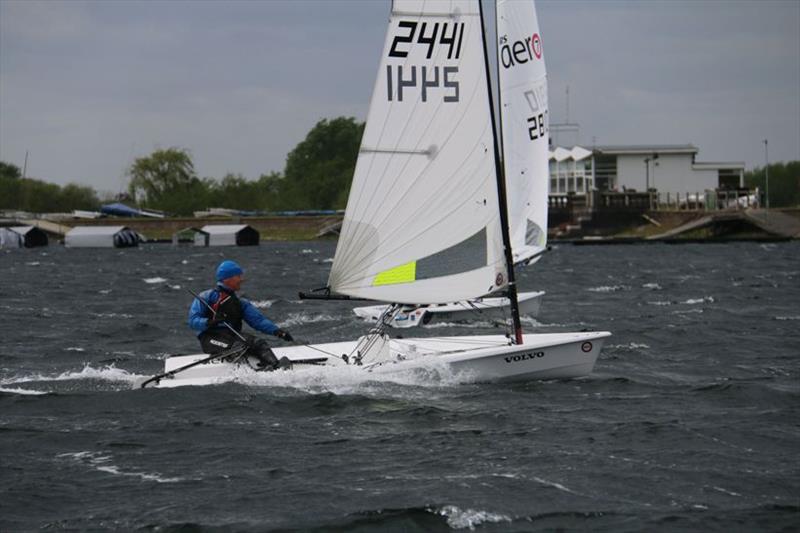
[143,0,610,388]
[354,0,550,330]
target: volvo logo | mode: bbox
[505,351,544,363]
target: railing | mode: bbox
[548,193,588,210]
[594,191,653,212]
[548,189,762,213]
[654,189,761,211]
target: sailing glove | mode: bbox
[208,312,228,328]
[276,329,294,342]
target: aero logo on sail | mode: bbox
[499,32,542,69]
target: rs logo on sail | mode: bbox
[499,32,542,69]
[505,351,545,363]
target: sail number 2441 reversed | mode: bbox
[387,21,464,103]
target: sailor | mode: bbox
[188,259,294,370]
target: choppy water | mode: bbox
[1,241,798,531]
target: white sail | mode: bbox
[329,0,508,304]
[497,0,549,264]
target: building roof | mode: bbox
[198,224,252,235]
[594,144,699,155]
[67,225,130,236]
[9,226,35,235]
[549,146,592,162]
[692,162,745,170]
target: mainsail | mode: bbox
[497,0,549,265]
[329,0,508,304]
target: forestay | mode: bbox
[497,0,549,265]
[328,0,507,305]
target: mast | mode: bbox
[479,0,523,344]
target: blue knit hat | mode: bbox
[216,260,243,281]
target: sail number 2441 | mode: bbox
[386,21,465,103]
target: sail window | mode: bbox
[525,220,544,247]
[373,261,417,286]
[372,229,487,287]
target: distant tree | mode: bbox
[0,161,22,209]
[59,183,101,211]
[211,173,270,211]
[0,161,21,180]
[281,117,364,209]
[257,171,285,211]
[127,148,209,215]
[0,161,100,212]
[745,161,800,207]
[19,180,61,213]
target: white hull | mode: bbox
[144,331,610,388]
[353,291,544,328]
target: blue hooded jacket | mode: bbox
[188,283,280,337]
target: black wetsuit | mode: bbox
[197,288,286,370]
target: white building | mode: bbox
[549,144,745,197]
[65,226,142,248]
[0,226,49,248]
[193,224,260,246]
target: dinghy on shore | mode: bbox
[353,291,545,328]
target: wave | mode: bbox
[1,364,143,388]
[143,277,167,284]
[587,285,629,293]
[607,342,650,350]
[775,315,800,321]
[672,308,704,314]
[281,313,341,327]
[437,504,512,529]
[683,296,715,305]
[302,505,511,531]
[57,451,185,483]
[231,356,475,396]
[419,316,542,329]
[531,475,579,495]
[250,300,274,309]
[0,386,47,395]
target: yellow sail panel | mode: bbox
[373,261,416,286]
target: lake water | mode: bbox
[1,241,798,531]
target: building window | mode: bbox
[594,154,617,191]
[577,177,584,192]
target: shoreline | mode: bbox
[3,208,799,245]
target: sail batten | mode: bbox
[329,0,506,304]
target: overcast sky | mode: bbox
[1,0,798,194]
